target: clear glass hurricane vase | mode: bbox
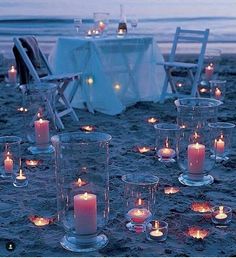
[51,132,111,253]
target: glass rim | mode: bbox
[209,80,227,84]
[175,97,223,108]
[211,205,232,213]
[0,136,22,144]
[51,132,112,145]
[121,173,159,186]
[154,122,180,131]
[208,122,235,129]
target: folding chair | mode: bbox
[13,36,81,130]
[157,27,209,103]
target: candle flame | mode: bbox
[187,227,209,239]
[77,178,82,184]
[165,138,169,148]
[219,206,224,213]
[154,220,159,229]
[137,146,151,153]
[215,88,221,96]
[138,198,142,206]
[19,169,23,177]
[83,192,88,200]
[10,65,15,71]
[147,117,158,124]
[191,202,212,213]
[196,230,200,238]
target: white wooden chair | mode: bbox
[157,27,209,103]
[13,36,81,130]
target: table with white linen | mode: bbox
[49,35,166,115]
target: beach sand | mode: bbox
[0,54,235,257]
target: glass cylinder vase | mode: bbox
[122,173,159,233]
[154,123,180,163]
[177,126,216,186]
[20,82,57,154]
[51,132,111,253]
[208,122,235,162]
[174,97,222,129]
[0,136,22,179]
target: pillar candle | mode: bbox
[34,119,49,146]
[214,138,225,154]
[188,143,205,179]
[74,192,97,235]
[8,66,17,84]
[205,64,214,80]
[214,88,222,99]
[98,21,105,31]
[4,156,13,172]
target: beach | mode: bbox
[0,53,235,256]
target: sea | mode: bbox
[0,0,236,56]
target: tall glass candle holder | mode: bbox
[177,127,216,186]
[208,122,235,162]
[0,136,22,179]
[93,12,109,36]
[154,123,180,163]
[20,83,57,154]
[122,173,159,233]
[51,132,111,253]
[175,97,222,129]
[210,80,226,101]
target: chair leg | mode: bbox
[159,69,170,103]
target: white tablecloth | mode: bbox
[49,35,166,115]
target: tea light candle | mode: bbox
[26,160,40,167]
[164,186,180,195]
[16,169,26,181]
[75,178,86,187]
[127,208,151,224]
[191,202,212,213]
[211,205,232,225]
[200,88,208,93]
[34,119,49,146]
[146,220,168,242]
[150,221,163,237]
[80,125,95,132]
[4,156,13,172]
[147,117,158,124]
[205,64,214,80]
[117,29,125,36]
[74,192,97,235]
[188,142,205,179]
[137,146,151,153]
[214,87,222,99]
[187,227,209,239]
[29,216,53,227]
[8,65,17,84]
[87,29,92,37]
[158,147,175,159]
[214,135,225,154]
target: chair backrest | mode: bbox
[13,36,53,84]
[169,26,209,64]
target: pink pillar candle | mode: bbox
[74,192,97,235]
[8,66,17,84]
[188,143,205,179]
[205,65,214,80]
[214,88,222,99]
[34,119,49,146]
[4,156,13,172]
[214,138,225,154]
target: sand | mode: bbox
[0,54,235,257]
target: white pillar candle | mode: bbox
[188,143,205,179]
[8,66,17,84]
[74,192,97,235]
[34,119,49,146]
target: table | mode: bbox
[49,35,166,115]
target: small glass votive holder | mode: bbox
[211,205,232,225]
[0,136,22,179]
[208,122,235,162]
[13,168,28,187]
[122,174,159,233]
[146,220,168,242]
[210,80,226,101]
[154,123,180,163]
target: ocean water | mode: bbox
[0,0,236,55]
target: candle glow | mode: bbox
[16,169,26,180]
[128,208,151,224]
[164,186,180,195]
[214,134,225,154]
[215,87,221,99]
[215,206,227,220]
[191,202,212,213]
[26,160,40,167]
[147,117,158,124]
[150,221,163,237]
[80,125,95,132]
[136,146,151,153]
[29,215,54,227]
[187,227,209,239]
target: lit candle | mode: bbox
[150,221,163,237]
[187,227,209,239]
[214,134,225,154]
[98,21,105,31]
[75,178,86,187]
[87,29,92,36]
[137,146,151,153]
[147,117,158,124]
[214,87,221,99]
[215,206,227,220]
[74,192,97,235]
[16,169,26,181]
[127,208,151,224]
[117,29,125,36]
[34,119,49,146]
[188,142,205,179]
[26,160,40,167]
[8,65,17,84]
[164,186,180,195]
[205,64,214,80]
[80,125,95,132]
[158,138,175,159]
[200,88,208,93]
[191,202,212,213]
[29,216,52,227]
[4,156,13,172]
